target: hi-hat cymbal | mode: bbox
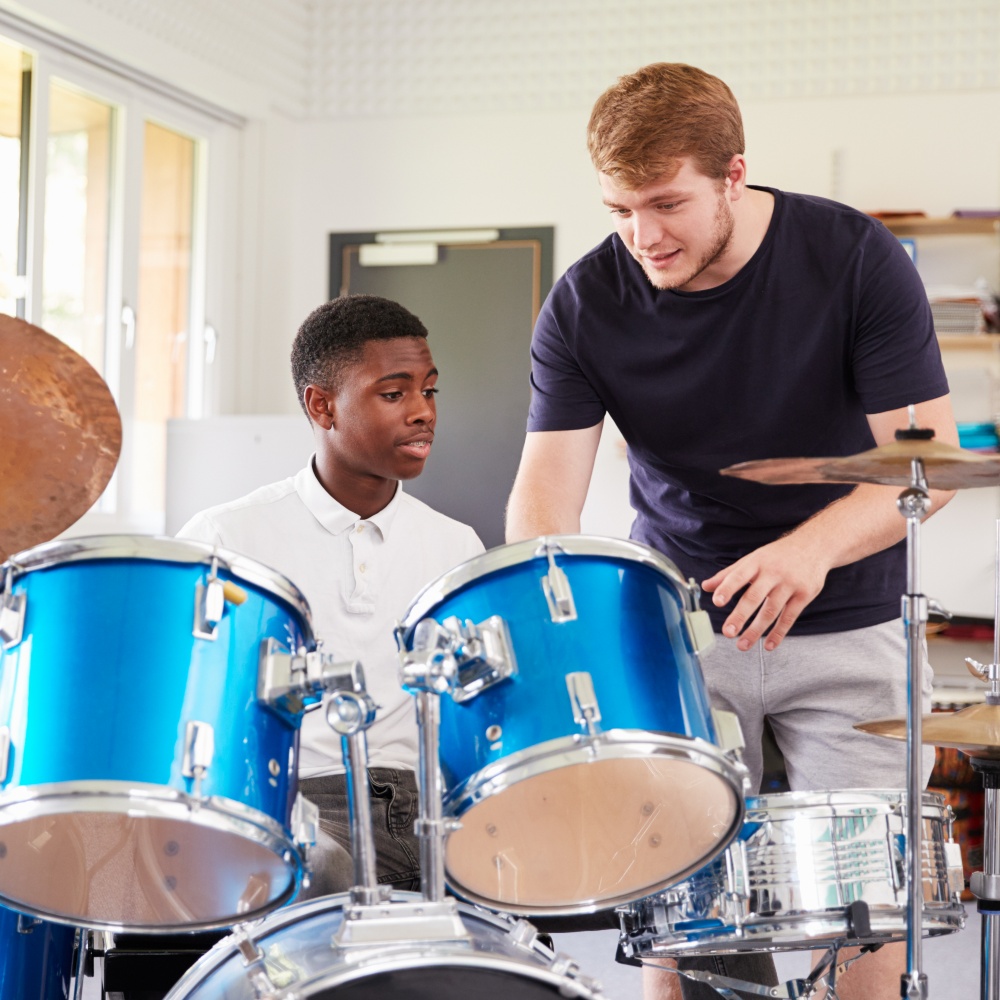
[0,315,122,561]
[722,437,1000,491]
[855,703,1000,760]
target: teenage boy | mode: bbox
[179,294,483,895]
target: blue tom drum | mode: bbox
[397,535,747,916]
[0,536,320,932]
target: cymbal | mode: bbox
[0,315,122,562]
[722,437,1000,490]
[855,703,1000,760]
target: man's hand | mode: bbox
[701,533,831,652]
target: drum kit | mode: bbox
[0,313,997,999]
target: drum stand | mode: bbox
[896,451,933,1000]
[963,520,1000,1000]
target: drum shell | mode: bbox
[0,544,307,818]
[0,536,316,930]
[400,541,717,797]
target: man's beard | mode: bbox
[641,196,735,291]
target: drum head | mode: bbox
[0,789,298,931]
[445,737,742,914]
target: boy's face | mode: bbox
[316,336,438,484]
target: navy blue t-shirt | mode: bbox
[527,188,949,635]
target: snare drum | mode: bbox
[397,535,747,916]
[0,906,76,999]
[0,536,318,931]
[163,892,605,999]
[620,789,966,959]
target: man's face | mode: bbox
[599,157,737,292]
[320,337,438,484]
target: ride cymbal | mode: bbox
[855,703,1000,760]
[722,438,1000,491]
[0,315,122,561]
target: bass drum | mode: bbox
[164,892,605,999]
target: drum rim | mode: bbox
[623,901,968,957]
[744,787,947,821]
[0,780,303,933]
[441,729,748,917]
[398,533,693,633]
[2,534,314,630]
[162,891,602,1000]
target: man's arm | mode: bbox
[505,423,604,541]
[702,393,958,651]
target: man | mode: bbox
[505,63,956,1000]
[179,294,483,897]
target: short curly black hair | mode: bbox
[290,295,429,416]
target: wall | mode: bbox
[5,0,1000,563]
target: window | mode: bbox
[2,21,237,535]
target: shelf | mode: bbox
[937,335,1000,350]
[878,216,1000,237]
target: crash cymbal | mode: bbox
[722,437,1000,490]
[855,702,1000,760]
[0,315,121,561]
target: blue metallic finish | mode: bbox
[0,908,74,1000]
[400,542,718,795]
[0,540,313,862]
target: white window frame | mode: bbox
[2,18,241,536]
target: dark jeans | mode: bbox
[298,768,421,897]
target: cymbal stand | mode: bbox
[897,437,932,1000]
[964,519,1000,1000]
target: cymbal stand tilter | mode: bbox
[895,414,935,1000]
[963,519,1000,1000]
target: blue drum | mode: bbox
[0,536,318,932]
[0,906,75,999]
[397,535,747,916]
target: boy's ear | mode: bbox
[304,384,335,429]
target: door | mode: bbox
[331,228,553,549]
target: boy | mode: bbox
[179,294,484,895]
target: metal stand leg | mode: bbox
[414,689,449,903]
[969,758,1000,1000]
[897,456,932,1000]
[72,928,89,1000]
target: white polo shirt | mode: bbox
[177,461,484,776]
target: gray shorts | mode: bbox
[698,619,935,793]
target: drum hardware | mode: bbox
[289,793,319,868]
[683,578,717,655]
[721,410,987,999]
[257,637,364,717]
[0,568,24,648]
[0,315,122,562]
[0,728,10,786]
[566,672,602,736]
[539,540,578,622]
[395,614,517,703]
[193,555,248,640]
[181,722,215,803]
